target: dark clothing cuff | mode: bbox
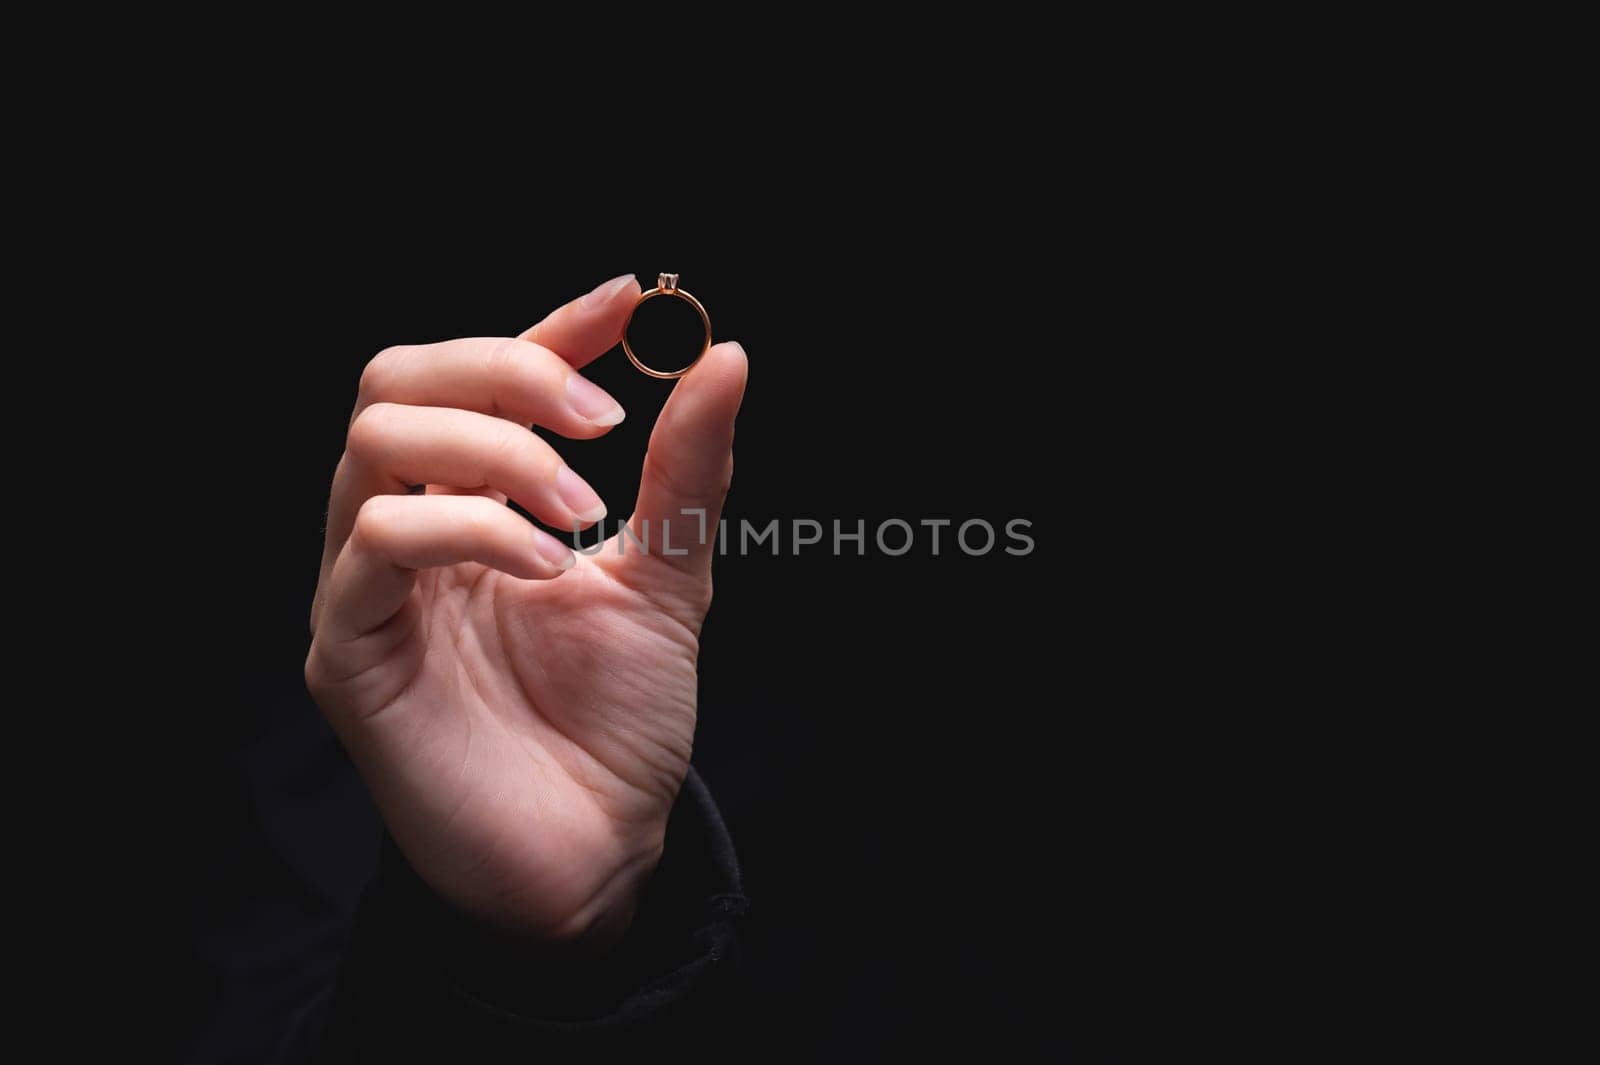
[311,766,748,1061]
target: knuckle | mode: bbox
[359,345,406,400]
[347,402,401,458]
[642,458,689,501]
[303,642,332,698]
[483,338,528,418]
[303,647,324,691]
[457,497,501,541]
[487,422,537,471]
[484,336,524,378]
[484,338,558,420]
[710,454,735,502]
[351,495,398,547]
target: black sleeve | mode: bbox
[303,765,750,1062]
[188,679,748,1062]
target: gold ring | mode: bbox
[621,273,712,379]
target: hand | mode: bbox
[303,274,747,947]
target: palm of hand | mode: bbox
[342,547,707,941]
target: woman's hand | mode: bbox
[303,274,747,947]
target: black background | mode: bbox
[173,203,1171,1057]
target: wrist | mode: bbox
[540,839,667,953]
[348,769,744,1029]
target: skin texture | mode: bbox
[304,274,748,948]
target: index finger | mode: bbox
[520,273,641,369]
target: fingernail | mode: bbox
[556,464,608,524]
[532,528,576,571]
[566,373,626,426]
[581,273,635,309]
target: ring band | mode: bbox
[621,273,712,379]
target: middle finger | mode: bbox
[333,402,607,543]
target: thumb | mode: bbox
[624,342,748,575]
